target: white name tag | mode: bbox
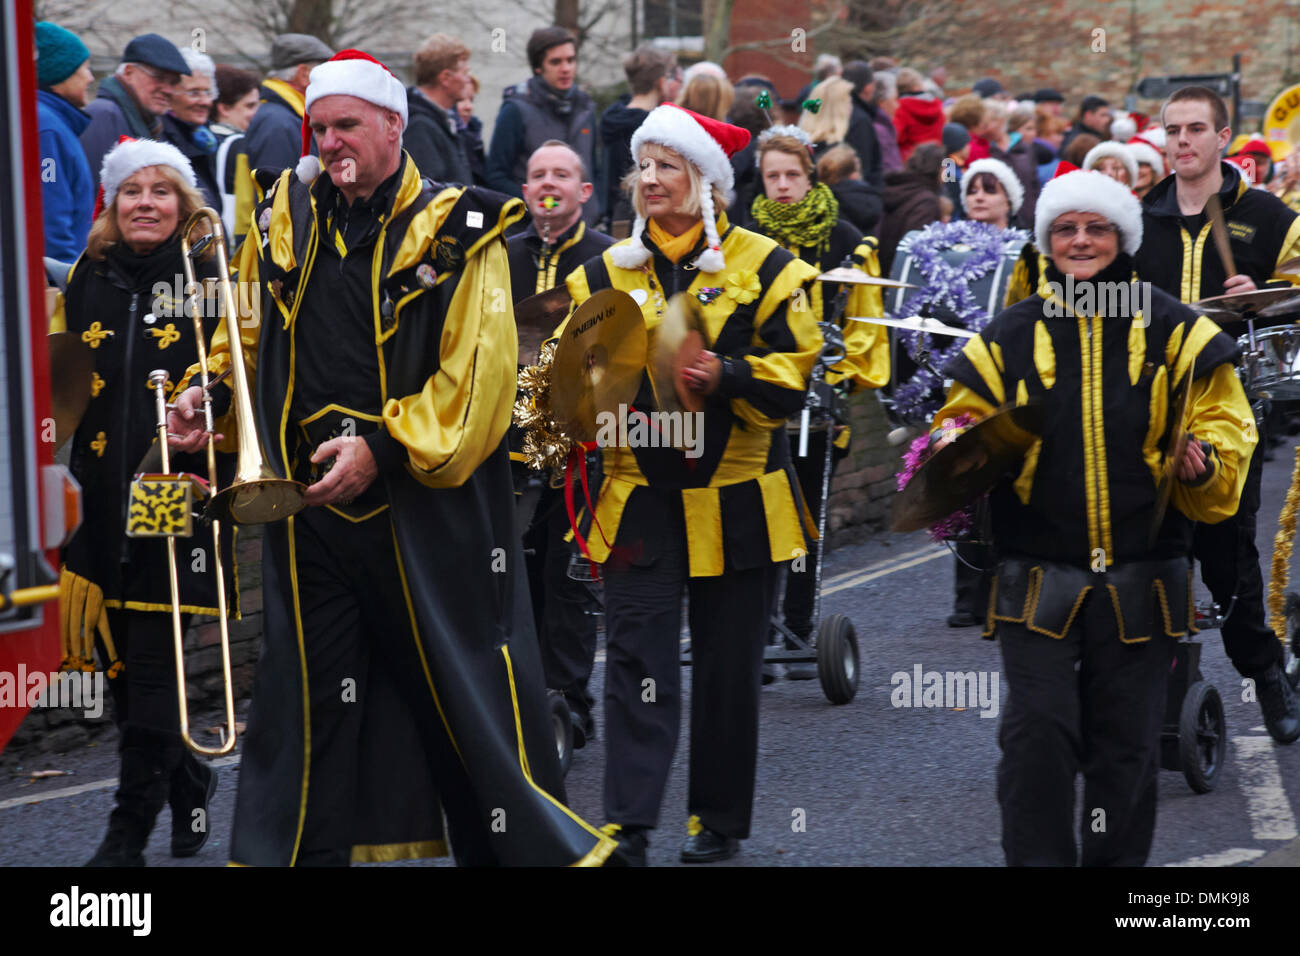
[466,211,483,229]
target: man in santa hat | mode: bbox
[172,49,617,866]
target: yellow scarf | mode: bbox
[262,77,305,118]
[647,218,704,263]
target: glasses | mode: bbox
[133,63,181,86]
[176,88,214,101]
[1049,222,1118,239]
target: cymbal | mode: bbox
[48,332,95,452]
[514,286,572,365]
[652,293,707,415]
[1193,287,1300,320]
[1147,363,1193,548]
[891,402,1045,533]
[550,288,647,442]
[849,314,976,338]
[817,267,917,289]
[1277,256,1300,274]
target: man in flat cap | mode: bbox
[80,33,191,191]
[244,33,334,175]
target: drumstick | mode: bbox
[1205,193,1237,279]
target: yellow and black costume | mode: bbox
[752,213,889,643]
[198,155,615,866]
[506,216,613,746]
[1137,161,1300,730]
[934,251,1254,865]
[559,212,820,845]
[52,235,233,863]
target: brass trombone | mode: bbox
[134,208,306,755]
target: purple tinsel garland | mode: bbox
[895,413,976,542]
[891,220,1027,422]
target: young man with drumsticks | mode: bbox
[1137,85,1300,744]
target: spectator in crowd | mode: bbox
[404,33,474,185]
[872,69,902,174]
[796,52,843,103]
[972,77,1008,101]
[941,121,971,220]
[727,85,771,229]
[1006,104,1035,148]
[878,142,945,273]
[677,71,734,121]
[870,56,898,74]
[81,33,191,191]
[601,45,680,227]
[243,33,333,174]
[1082,141,1136,187]
[488,26,599,225]
[840,61,886,196]
[817,143,878,234]
[1061,132,1100,169]
[1228,135,1275,186]
[210,64,260,135]
[1060,94,1111,152]
[977,99,1039,229]
[892,67,945,161]
[925,64,947,98]
[1127,132,1165,198]
[457,75,488,186]
[1033,88,1065,118]
[800,76,853,160]
[162,48,221,209]
[36,20,95,264]
[682,60,727,84]
[208,64,260,242]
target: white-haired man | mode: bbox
[172,49,616,867]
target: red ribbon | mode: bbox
[564,441,609,582]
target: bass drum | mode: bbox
[1238,326,1300,399]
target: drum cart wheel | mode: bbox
[548,690,573,777]
[815,614,859,704]
[1160,638,1225,793]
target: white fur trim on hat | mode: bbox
[631,104,734,195]
[100,139,198,209]
[1139,125,1166,149]
[961,158,1024,216]
[1082,141,1139,187]
[755,124,813,166]
[1127,139,1164,177]
[1035,169,1143,257]
[305,57,408,130]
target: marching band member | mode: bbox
[172,49,615,866]
[557,104,821,863]
[507,140,612,748]
[748,125,889,678]
[933,170,1254,865]
[1137,86,1300,744]
[52,140,230,865]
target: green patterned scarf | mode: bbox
[750,181,840,251]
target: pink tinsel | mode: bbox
[896,414,977,542]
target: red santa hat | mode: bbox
[295,49,408,184]
[1035,169,1143,257]
[95,136,197,220]
[612,103,751,273]
[1081,141,1139,187]
[1126,134,1165,177]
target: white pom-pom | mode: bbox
[694,246,725,273]
[295,154,321,184]
[610,242,651,269]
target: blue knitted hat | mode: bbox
[35,22,90,88]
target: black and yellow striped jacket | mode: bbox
[507,218,612,302]
[559,213,822,576]
[933,254,1255,570]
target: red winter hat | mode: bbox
[1235,136,1271,158]
[1051,159,1080,178]
[296,49,408,184]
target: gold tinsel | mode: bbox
[1269,439,1300,641]
[514,340,577,473]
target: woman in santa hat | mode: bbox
[50,138,234,866]
[553,103,821,864]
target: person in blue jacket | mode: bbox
[35,21,95,264]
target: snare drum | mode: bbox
[1238,326,1300,399]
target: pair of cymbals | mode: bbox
[891,402,1044,533]
[49,331,95,451]
[549,288,647,442]
[515,286,573,366]
[1193,286,1300,321]
[849,314,975,338]
[816,268,917,290]
[651,294,707,415]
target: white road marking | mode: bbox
[0,754,240,812]
[821,547,948,597]
[1163,847,1266,867]
[1232,735,1298,840]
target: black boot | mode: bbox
[85,728,178,867]
[1253,663,1300,744]
[169,750,217,857]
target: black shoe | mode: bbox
[170,756,217,858]
[570,708,595,750]
[85,827,145,867]
[600,823,648,866]
[85,731,175,867]
[680,816,739,863]
[947,611,979,628]
[1254,663,1300,744]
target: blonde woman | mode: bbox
[798,75,853,161]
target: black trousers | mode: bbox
[523,485,598,721]
[289,507,495,866]
[996,589,1173,866]
[782,429,843,636]
[952,541,993,619]
[1194,439,1282,676]
[602,506,774,839]
[102,608,191,736]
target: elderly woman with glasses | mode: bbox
[930,170,1255,866]
[160,48,222,208]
